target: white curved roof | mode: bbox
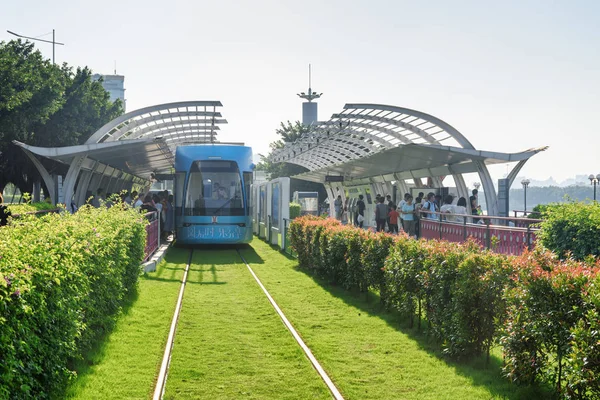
[270,103,476,170]
[86,101,227,155]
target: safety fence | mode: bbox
[419,211,540,256]
[144,211,160,261]
[273,212,540,257]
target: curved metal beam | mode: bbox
[343,104,475,149]
[86,101,223,144]
[332,113,438,144]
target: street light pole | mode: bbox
[589,174,600,201]
[7,29,65,64]
[521,179,530,215]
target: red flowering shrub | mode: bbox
[289,216,600,396]
[361,231,397,305]
[501,250,600,396]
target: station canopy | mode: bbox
[270,103,547,184]
[13,101,227,205]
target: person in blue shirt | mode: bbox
[401,194,416,237]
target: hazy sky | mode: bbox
[2,0,599,185]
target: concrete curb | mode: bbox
[142,242,171,273]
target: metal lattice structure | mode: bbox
[270,103,547,217]
[87,101,226,151]
[16,101,227,206]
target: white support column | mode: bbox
[63,155,87,208]
[475,160,499,216]
[20,148,56,204]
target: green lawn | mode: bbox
[163,247,330,399]
[243,240,550,400]
[66,248,189,399]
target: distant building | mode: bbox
[92,74,126,111]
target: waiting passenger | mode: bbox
[140,195,157,216]
[401,195,416,237]
[440,195,455,221]
[388,205,400,234]
[422,192,439,219]
[334,195,343,220]
[454,197,468,222]
[375,196,388,232]
[355,194,366,228]
[134,193,144,208]
[91,188,104,208]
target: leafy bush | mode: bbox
[538,202,600,260]
[6,201,61,216]
[528,203,552,219]
[0,204,146,399]
[289,216,600,397]
[501,250,600,397]
[289,202,301,220]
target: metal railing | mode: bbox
[418,210,541,255]
[144,211,160,261]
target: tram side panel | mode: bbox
[174,145,254,244]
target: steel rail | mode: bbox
[153,249,193,400]
[237,249,345,400]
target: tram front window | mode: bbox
[185,160,244,216]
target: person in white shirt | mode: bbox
[453,197,468,222]
[439,195,455,221]
[134,193,144,208]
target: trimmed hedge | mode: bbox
[289,202,301,220]
[0,204,146,399]
[289,215,600,398]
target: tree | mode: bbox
[0,40,123,195]
[256,120,327,202]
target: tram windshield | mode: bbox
[185,160,244,216]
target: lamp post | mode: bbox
[589,174,600,201]
[521,179,530,215]
[7,29,64,64]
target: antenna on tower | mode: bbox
[297,63,322,103]
[114,60,117,75]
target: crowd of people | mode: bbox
[331,188,484,238]
[87,188,174,240]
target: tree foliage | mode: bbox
[0,40,123,194]
[256,120,327,202]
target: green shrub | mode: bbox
[0,204,146,399]
[6,201,61,216]
[501,250,600,396]
[385,238,428,329]
[289,216,600,397]
[538,202,600,260]
[362,232,396,305]
[289,202,301,220]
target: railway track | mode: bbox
[152,247,343,400]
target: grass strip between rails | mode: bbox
[242,239,550,400]
[66,248,188,399]
[163,247,331,400]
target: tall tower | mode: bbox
[297,64,322,126]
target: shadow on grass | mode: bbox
[64,286,140,399]
[291,265,554,400]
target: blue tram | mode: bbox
[174,145,254,244]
